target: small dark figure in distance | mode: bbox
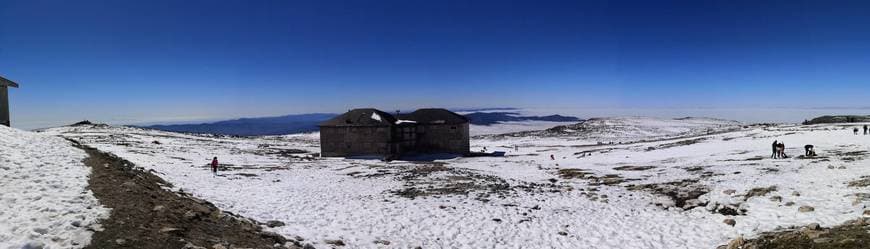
[864,125,868,135]
[804,144,816,157]
[771,140,778,159]
[855,127,860,135]
[550,154,555,160]
[211,157,219,175]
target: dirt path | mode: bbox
[73,141,299,249]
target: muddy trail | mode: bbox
[73,141,299,249]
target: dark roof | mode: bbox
[0,75,19,88]
[398,108,468,125]
[319,108,398,127]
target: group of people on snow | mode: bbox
[855,125,869,135]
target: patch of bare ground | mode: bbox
[73,141,298,249]
[390,164,551,201]
[557,168,631,186]
[646,138,708,151]
[830,150,868,162]
[848,176,870,188]
[743,186,778,200]
[626,179,709,210]
[721,218,870,249]
[613,165,656,171]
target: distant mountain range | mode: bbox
[142,110,582,136]
[463,112,582,125]
[143,113,337,136]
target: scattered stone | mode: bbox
[183,210,199,220]
[784,201,795,206]
[160,227,181,233]
[557,231,568,236]
[325,240,345,246]
[723,189,736,195]
[302,244,315,249]
[798,206,815,212]
[769,195,782,202]
[863,210,870,217]
[806,223,821,230]
[21,242,45,249]
[726,236,744,249]
[265,220,285,228]
[492,218,502,222]
[115,239,127,245]
[183,243,207,249]
[723,218,736,226]
[212,244,227,249]
[792,191,801,196]
[373,239,391,245]
[153,205,165,212]
[813,238,833,243]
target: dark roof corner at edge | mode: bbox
[0,75,20,88]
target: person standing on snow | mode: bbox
[771,140,778,159]
[864,125,868,135]
[211,157,219,175]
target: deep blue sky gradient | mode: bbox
[1,0,869,128]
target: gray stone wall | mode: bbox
[320,126,393,157]
[414,123,469,154]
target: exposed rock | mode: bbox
[792,191,801,196]
[726,236,744,249]
[153,205,165,212]
[160,227,181,233]
[723,189,736,195]
[798,206,815,212]
[115,239,127,245]
[212,244,227,249]
[373,239,391,245]
[723,218,736,226]
[769,195,782,202]
[806,223,821,230]
[265,220,285,228]
[22,242,45,249]
[325,240,346,246]
[784,201,795,206]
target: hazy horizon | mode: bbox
[15,106,870,131]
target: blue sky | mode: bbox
[1,0,870,128]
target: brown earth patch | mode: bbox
[613,165,656,171]
[73,142,297,249]
[627,179,708,210]
[729,218,870,249]
[848,176,870,188]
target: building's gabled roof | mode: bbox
[319,108,398,127]
[0,75,19,88]
[398,108,469,125]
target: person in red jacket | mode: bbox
[211,157,218,175]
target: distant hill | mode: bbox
[144,113,337,136]
[804,115,870,124]
[464,112,582,125]
[143,110,582,136]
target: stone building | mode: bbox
[319,108,470,158]
[0,75,20,127]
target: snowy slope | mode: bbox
[43,121,870,249]
[0,126,108,248]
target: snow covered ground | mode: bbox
[42,118,870,249]
[0,126,108,248]
[470,120,577,136]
